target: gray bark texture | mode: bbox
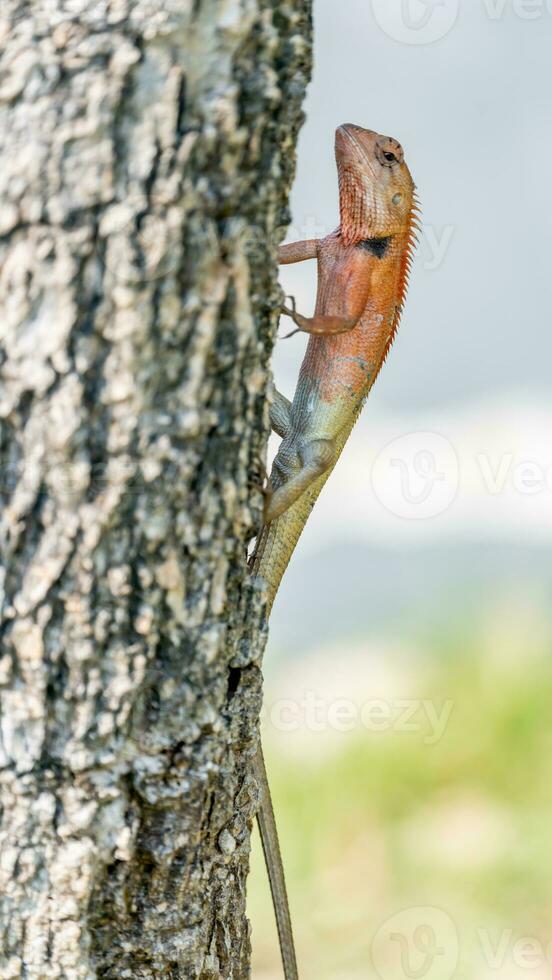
[0,1,312,977]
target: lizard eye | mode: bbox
[376,139,405,167]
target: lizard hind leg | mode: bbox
[269,384,291,438]
[264,437,335,524]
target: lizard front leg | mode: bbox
[264,437,336,523]
[281,246,373,337]
[282,302,358,337]
[278,239,318,264]
[279,240,355,334]
[278,239,333,336]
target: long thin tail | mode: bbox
[253,745,299,980]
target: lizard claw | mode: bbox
[280,296,304,338]
[248,457,269,498]
[283,294,297,316]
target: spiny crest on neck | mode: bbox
[380,190,422,367]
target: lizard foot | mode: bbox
[263,438,335,523]
[281,297,357,338]
[280,295,306,340]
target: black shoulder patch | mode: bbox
[357,236,392,259]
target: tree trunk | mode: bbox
[0,2,311,976]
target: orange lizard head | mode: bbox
[335,124,416,246]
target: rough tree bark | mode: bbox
[0,2,312,977]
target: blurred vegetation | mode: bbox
[249,603,552,979]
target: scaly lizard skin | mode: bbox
[250,124,419,980]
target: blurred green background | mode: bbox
[249,597,552,979]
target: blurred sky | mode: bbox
[268,0,552,653]
[277,0,552,410]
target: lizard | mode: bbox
[249,123,420,980]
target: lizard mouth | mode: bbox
[337,124,369,157]
[337,127,380,180]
